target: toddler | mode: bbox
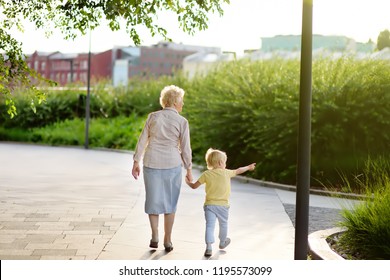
[185,148,256,257]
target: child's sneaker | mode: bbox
[204,249,212,257]
[219,238,231,249]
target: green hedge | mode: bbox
[183,58,390,187]
[310,58,390,187]
[183,59,300,182]
[0,78,172,128]
[1,57,389,189]
[0,114,145,150]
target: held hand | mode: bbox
[185,170,193,183]
[185,176,196,189]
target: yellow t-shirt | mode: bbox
[197,168,236,206]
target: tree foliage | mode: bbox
[0,0,229,117]
[377,29,390,51]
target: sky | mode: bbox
[9,0,390,56]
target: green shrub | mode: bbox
[311,58,390,186]
[183,59,300,182]
[0,127,34,142]
[183,58,390,186]
[1,57,389,190]
[0,88,85,128]
[338,184,390,259]
[3,114,146,150]
[0,76,189,128]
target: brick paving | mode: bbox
[0,203,129,259]
[0,143,134,260]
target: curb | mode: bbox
[234,175,367,200]
[308,227,345,260]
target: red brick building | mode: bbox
[26,42,221,86]
[27,50,117,86]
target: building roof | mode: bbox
[120,47,140,57]
[184,52,234,63]
[35,51,58,56]
[261,34,375,53]
[151,41,221,54]
[371,47,390,59]
[49,52,79,60]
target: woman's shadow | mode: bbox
[139,249,171,260]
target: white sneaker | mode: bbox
[219,238,231,249]
[204,249,212,257]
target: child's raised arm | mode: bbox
[185,177,202,189]
[235,163,256,175]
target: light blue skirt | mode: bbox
[143,165,182,214]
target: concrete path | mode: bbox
[0,142,354,260]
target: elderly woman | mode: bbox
[131,85,193,252]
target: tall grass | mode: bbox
[337,157,390,259]
[321,155,390,194]
[338,187,390,259]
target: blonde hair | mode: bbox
[159,85,185,108]
[205,148,227,170]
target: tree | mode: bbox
[377,29,390,51]
[1,0,229,117]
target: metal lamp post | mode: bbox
[84,30,91,149]
[295,0,313,260]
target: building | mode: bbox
[137,41,221,79]
[244,35,377,61]
[113,46,141,87]
[27,51,107,86]
[26,41,221,86]
[260,34,375,53]
[183,52,235,79]
[27,51,89,86]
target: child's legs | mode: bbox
[216,206,229,243]
[204,206,217,245]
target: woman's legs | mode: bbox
[163,213,175,245]
[144,165,181,250]
[148,214,159,242]
[148,213,175,249]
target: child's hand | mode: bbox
[185,177,201,189]
[248,163,256,171]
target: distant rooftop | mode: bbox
[150,41,221,54]
[50,52,79,59]
[261,34,375,53]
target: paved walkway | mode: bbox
[0,142,357,260]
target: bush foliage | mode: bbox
[183,58,390,187]
[338,168,390,259]
[1,57,389,190]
